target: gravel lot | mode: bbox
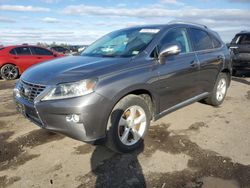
[0,74,250,188]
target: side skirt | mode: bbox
[154,92,210,121]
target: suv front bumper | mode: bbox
[14,90,111,143]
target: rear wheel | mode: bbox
[106,95,150,153]
[205,73,228,106]
[0,64,19,80]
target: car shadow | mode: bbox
[88,144,145,188]
[76,123,250,187]
[77,107,146,188]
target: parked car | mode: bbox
[0,45,63,80]
[50,46,71,55]
[14,22,232,153]
[229,31,250,75]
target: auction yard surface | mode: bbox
[0,76,250,188]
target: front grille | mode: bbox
[18,80,46,102]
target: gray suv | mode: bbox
[14,22,232,153]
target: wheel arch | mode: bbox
[104,86,159,133]
[0,62,20,73]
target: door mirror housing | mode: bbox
[158,44,181,64]
[53,53,58,57]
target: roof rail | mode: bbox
[168,20,208,29]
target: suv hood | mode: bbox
[21,56,130,85]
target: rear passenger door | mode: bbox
[9,47,35,73]
[30,47,55,63]
[188,28,224,93]
[156,27,200,111]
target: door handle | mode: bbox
[13,57,19,59]
[37,57,42,59]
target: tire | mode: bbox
[205,73,228,106]
[0,64,19,80]
[106,94,151,153]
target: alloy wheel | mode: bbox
[118,105,147,146]
[216,78,227,101]
[2,65,18,80]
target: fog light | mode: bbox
[14,88,21,98]
[66,114,80,123]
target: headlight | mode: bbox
[42,79,97,101]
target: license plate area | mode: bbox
[16,101,43,127]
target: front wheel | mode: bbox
[0,64,19,80]
[205,73,229,106]
[106,95,151,153]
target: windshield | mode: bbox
[81,28,160,58]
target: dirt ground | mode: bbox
[0,73,250,188]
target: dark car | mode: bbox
[50,46,71,55]
[229,31,250,75]
[14,22,232,153]
[0,45,63,80]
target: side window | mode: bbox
[240,34,250,44]
[9,49,17,55]
[189,28,213,51]
[15,47,31,55]
[32,47,53,56]
[231,35,241,44]
[160,28,191,53]
[211,35,222,48]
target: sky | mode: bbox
[0,0,250,45]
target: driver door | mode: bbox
[156,27,200,112]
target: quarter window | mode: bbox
[160,28,191,53]
[211,35,222,48]
[189,28,213,51]
[240,34,250,44]
[9,49,17,55]
[32,47,53,56]
[14,47,32,55]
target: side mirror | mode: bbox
[159,44,181,64]
[53,53,58,57]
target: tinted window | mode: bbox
[32,47,53,56]
[211,35,222,48]
[240,34,250,44]
[15,47,31,55]
[9,49,16,55]
[231,35,241,44]
[190,28,213,51]
[160,28,191,53]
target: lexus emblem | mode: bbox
[23,86,30,96]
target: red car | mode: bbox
[0,45,64,80]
